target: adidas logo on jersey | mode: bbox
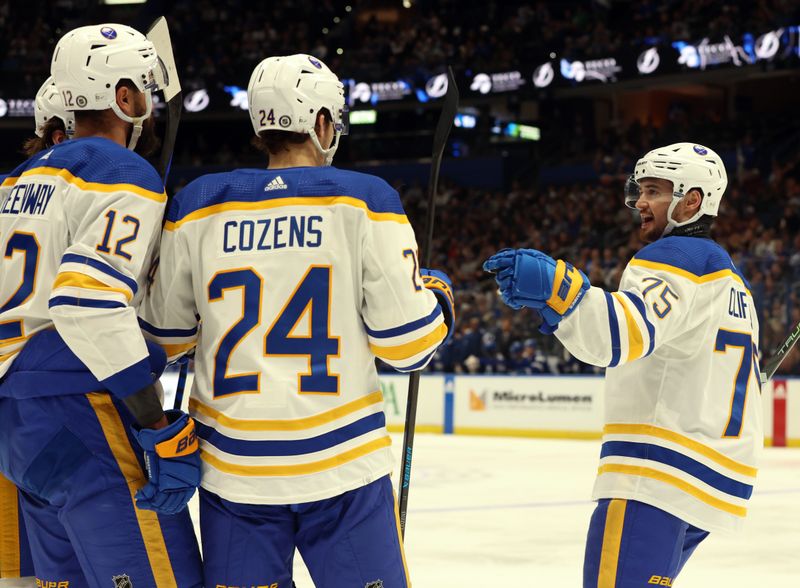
[264,176,288,191]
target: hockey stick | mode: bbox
[398,67,458,538]
[760,321,800,384]
[145,17,188,409]
[146,16,182,181]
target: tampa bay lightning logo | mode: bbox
[693,145,708,155]
[100,27,117,39]
[308,56,323,69]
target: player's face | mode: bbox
[635,178,674,242]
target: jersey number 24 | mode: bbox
[208,265,340,398]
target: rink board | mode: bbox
[160,372,800,443]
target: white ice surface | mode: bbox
[2,434,798,587]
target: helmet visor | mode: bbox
[624,175,640,209]
[335,104,349,136]
[146,58,167,94]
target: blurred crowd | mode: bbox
[392,154,800,376]
[1,0,798,376]
[2,0,799,93]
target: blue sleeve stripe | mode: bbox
[99,356,153,398]
[195,412,386,457]
[60,254,138,295]
[364,306,442,339]
[622,291,655,357]
[604,292,622,367]
[138,318,198,338]
[601,441,753,499]
[49,296,126,310]
[393,348,437,373]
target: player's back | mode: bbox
[597,236,762,533]
[149,166,444,503]
[0,137,165,384]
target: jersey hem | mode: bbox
[591,489,741,535]
[199,463,394,505]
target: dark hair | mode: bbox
[251,108,332,160]
[21,117,66,157]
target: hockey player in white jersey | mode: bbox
[22,77,76,158]
[0,76,74,587]
[141,53,455,587]
[485,143,761,587]
[0,25,202,586]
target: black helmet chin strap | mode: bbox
[669,216,713,239]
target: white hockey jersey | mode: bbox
[556,236,762,533]
[140,167,447,504]
[0,137,166,398]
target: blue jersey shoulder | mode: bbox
[298,167,405,216]
[167,166,404,224]
[16,137,163,194]
[634,236,750,287]
[166,170,247,223]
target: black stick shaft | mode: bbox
[398,67,458,538]
[761,321,800,383]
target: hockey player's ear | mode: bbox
[314,110,334,149]
[115,84,135,116]
[115,82,146,118]
[51,129,67,145]
[684,188,703,213]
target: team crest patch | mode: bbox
[365,581,384,588]
[692,145,708,155]
[100,27,117,40]
[112,574,132,588]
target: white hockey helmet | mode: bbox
[625,142,728,235]
[51,24,162,150]
[34,76,75,138]
[247,54,348,166]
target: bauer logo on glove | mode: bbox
[483,248,590,332]
[133,409,201,515]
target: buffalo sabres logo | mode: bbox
[100,27,117,40]
[112,574,132,588]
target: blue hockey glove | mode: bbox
[420,268,456,342]
[483,248,590,332]
[133,410,201,515]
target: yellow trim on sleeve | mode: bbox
[603,423,758,477]
[162,342,197,357]
[0,473,21,578]
[1,176,18,188]
[0,350,21,362]
[611,292,644,362]
[86,393,178,588]
[52,271,133,301]
[189,390,384,431]
[629,259,751,297]
[370,322,448,362]
[598,463,747,517]
[598,499,626,588]
[20,166,166,203]
[164,196,409,230]
[200,435,392,476]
